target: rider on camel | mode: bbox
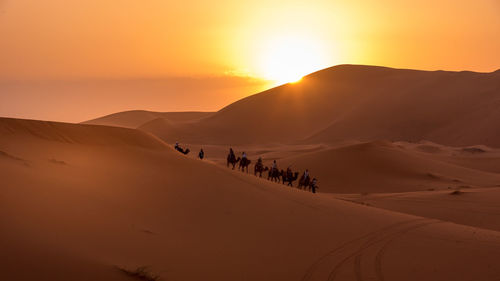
[303,169,310,182]
[286,166,292,179]
[229,148,235,161]
[256,157,263,170]
[272,160,277,173]
[242,152,248,165]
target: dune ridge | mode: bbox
[276,140,500,193]
[97,65,500,147]
[0,117,167,149]
[83,110,213,129]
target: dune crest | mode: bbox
[83,110,213,129]
[93,65,500,147]
[0,117,167,149]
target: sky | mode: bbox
[1,0,499,122]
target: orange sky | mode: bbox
[1,0,499,121]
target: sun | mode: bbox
[259,35,327,84]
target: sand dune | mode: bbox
[276,141,500,193]
[338,187,500,232]
[84,110,213,129]
[0,117,167,149]
[2,118,500,281]
[119,65,500,146]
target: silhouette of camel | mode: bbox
[175,147,190,155]
[298,174,311,190]
[254,163,269,177]
[227,154,240,170]
[282,171,299,187]
[268,168,281,183]
[239,158,251,173]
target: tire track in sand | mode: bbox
[300,218,427,281]
[348,220,443,281]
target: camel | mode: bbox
[254,163,269,177]
[227,154,240,170]
[298,175,311,190]
[239,158,251,173]
[268,168,281,183]
[175,147,190,155]
[282,171,299,187]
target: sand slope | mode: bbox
[1,118,500,281]
[129,65,500,146]
[0,117,167,148]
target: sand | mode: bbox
[2,117,500,281]
[337,187,500,232]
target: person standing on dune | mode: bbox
[198,148,205,160]
[311,178,318,193]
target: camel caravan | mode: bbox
[227,148,319,193]
[173,143,319,193]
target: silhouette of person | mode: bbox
[229,147,235,161]
[199,148,205,159]
[303,169,310,181]
[311,178,318,193]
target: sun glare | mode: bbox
[259,35,327,84]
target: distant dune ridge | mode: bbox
[92,65,500,146]
[84,110,213,129]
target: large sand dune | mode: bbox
[2,118,500,281]
[104,65,500,146]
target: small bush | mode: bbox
[118,266,160,281]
